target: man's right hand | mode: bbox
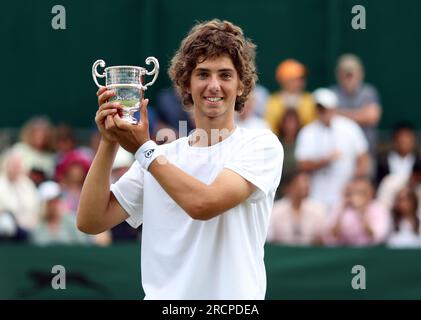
[95,87,121,144]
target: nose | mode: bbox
[207,75,221,93]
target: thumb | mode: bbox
[140,98,149,125]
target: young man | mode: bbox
[77,19,283,300]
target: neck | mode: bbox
[396,150,411,158]
[282,133,296,144]
[290,197,302,212]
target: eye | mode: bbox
[197,72,208,79]
[221,72,232,80]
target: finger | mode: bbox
[96,109,118,123]
[98,89,116,106]
[140,99,149,125]
[98,101,122,112]
[96,86,107,96]
[113,113,131,130]
[105,115,116,130]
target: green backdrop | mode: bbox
[0,0,420,129]
[1,244,420,299]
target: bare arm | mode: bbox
[354,152,370,178]
[336,103,381,126]
[77,87,129,234]
[298,150,342,173]
[149,160,256,220]
[77,140,129,234]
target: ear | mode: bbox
[237,82,244,96]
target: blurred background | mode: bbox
[0,0,421,299]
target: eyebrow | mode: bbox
[194,68,235,73]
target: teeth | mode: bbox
[206,97,223,102]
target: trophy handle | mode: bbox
[92,59,106,88]
[143,57,160,90]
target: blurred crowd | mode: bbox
[0,53,420,248]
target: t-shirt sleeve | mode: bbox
[224,130,284,202]
[363,84,381,106]
[110,161,144,228]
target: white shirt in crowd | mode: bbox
[111,127,284,300]
[0,174,40,231]
[387,152,415,178]
[387,220,421,248]
[295,116,368,209]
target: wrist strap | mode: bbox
[134,140,162,170]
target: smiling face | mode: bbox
[188,55,243,122]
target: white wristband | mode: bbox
[134,140,162,171]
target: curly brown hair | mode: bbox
[168,19,257,112]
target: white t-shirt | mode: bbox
[295,116,368,209]
[111,127,284,299]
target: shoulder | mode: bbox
[238,127,283,150]
[361,83,379,94]
[334,115,360,130]
[329,84,340,93]
[266,93,282,107]
[11,142,29,153]
[369,201,388,214]
[273,198,290,212]
[298,121,320,136]
[301,92,315,102]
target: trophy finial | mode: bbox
[143,57,160,90]
[92,60,106,88]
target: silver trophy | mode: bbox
[92,57,159,124]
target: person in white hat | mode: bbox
[30,181,90,246]
[294,88,370,210]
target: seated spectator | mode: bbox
[331,54,382,158]
[0,151,41,233]
[235,87,269,130]
[324,177,391,246]
[11,116,55,184]
[264,59,316,135]
[53,123,78,165]
[377,159,421,212]
[295,88,369,209]
[55,150,91,213]
[275,109,301,199]
[377,122,421,185]
[30,181,90,246]
[387,185,421,248]
[0,211,28,242]
[267,171,327,245]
